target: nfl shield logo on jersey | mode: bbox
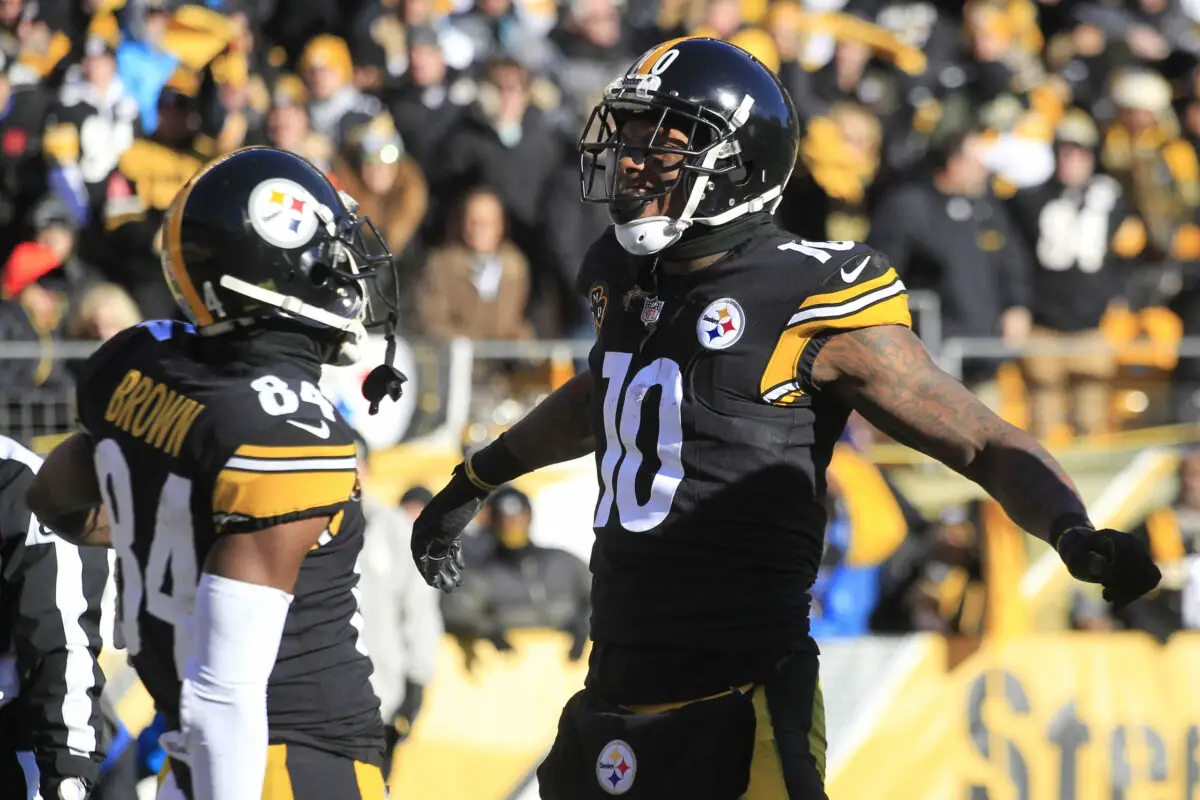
[697,298,745,350]
[640,297,665,326]
[596,739,637,795]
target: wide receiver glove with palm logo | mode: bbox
[1052,516,1162,608]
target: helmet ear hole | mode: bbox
[309,261,331,287]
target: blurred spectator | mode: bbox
[0,195,100,390]
[544,0,635,136]
[789,101,883,242]
[299,34,389,148]
[1113,447,1200,642]
[0,64,50,259]
[440,485,591,665]
[353,431,442,784]
[869,129,1033,390]
[447,0,554,71]
[0,278,68,388]
[1101,68,1200,262]
[114,0,179,134]
[389,25,475,175]
[331,114,429,306]
[101,73,210,319]
[42,35,138,229]
[344,0,408,93]
[417,186,534,340]
[400,0,478,72]
[263,73,335,171]
[399,485,434,519]
[906,506,987,636]
[1008,109,1145,439]
[433,57,557,276]
[67,282,141,343]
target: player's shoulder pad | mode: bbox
[781,243,911,337]
[212,416,359,534]
[575,225,634,297]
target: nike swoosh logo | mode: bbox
[840,256,871,283]
[286,419,331,439]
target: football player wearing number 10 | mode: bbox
[27,148,396,800]
[411,38,1163,799]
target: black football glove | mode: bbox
[411,465,486,592]
[1056,526,1161,609]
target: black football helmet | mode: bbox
[160,146,393,365]
[579,37,801,255]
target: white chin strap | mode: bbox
[217,275,367,366]
[613,215,693,256]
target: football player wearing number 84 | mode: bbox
[27,147,405,800]
[411,38,1163,800]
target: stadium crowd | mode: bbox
[2,0,1200,795]
[0,0,1198,435]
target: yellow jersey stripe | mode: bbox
[213,468,355,523]
[759,328,812,401]
[235,443,357,461]
[796,268,900,312]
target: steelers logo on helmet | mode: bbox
[596,739,636,795]
[247,177,322,249]
[697,298,745,350]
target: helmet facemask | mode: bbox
[579,79,758,255]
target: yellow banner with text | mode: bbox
[830,632,1200,800]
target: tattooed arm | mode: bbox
[502,371,596,470]
[808,325,1087,541]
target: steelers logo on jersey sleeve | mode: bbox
[697,298,745,350]
[248,177,322,249]
[596,739,637,795]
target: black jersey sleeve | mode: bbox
[759,244,912,404]
[576,227,631,336]
[74,321,195,432]
[210,418,359,535]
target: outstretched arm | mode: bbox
[413,370,595,591]
[808,324,1084,541]
[809,324,1161,607]
[500,371,595,471]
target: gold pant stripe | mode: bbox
[354,761,387,799]
[626,683,754,715]
[810,681,828,781]
[743,680,827,799]
[262,744,296,800]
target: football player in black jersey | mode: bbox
[27,147,397,800]
[412,38,1162,799]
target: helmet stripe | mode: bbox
[162,156,237,327]
[633,37,692,75]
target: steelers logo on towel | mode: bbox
[596,739,637,795]
[248,178,321,249]
[697,298,745,350]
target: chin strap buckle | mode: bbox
[361,313,408,415]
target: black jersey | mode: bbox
[578,227,911,700]
[74,321,383,765]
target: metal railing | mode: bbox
[2,295,1195,446]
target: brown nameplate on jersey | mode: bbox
[104,369,205,457]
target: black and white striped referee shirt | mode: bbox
[0,435,108,794]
